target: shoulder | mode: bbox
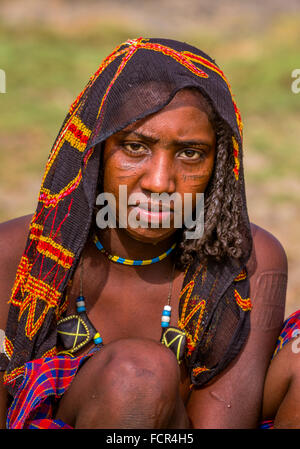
[0,214,33,325]
[0,214,33,267]
[247,223,287,331]
[248,222,288,276]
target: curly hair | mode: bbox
[178,110,244,269]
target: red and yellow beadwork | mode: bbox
[234,289,252,312]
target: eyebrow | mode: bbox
[117,130,212,149]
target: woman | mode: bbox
[0,38,287,429]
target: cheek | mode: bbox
[175,158,215,213]
[179,172,212,190]
[102,152,142,197]
[102,148,127,188]
[177,162,215,194]
[102,161,117,194]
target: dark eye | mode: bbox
[124,142,147,154]
[179,149,205,161]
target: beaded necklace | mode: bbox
[57,240,187,362]
[93,234,177,266]
[94,236,176,329]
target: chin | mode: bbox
[124,226,177,245]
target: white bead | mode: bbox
[161,316,171,323]
[164,305,172,311]
[76,300,85,308]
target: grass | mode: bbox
[0,14,299,218]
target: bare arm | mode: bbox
[0,214,33,428]
[262,329,300,428]
[186,223,288,428]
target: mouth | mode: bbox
[128,204,174,226]
[133,202,173,212]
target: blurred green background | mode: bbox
[0,0,299,316]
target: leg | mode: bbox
[55,338,190,429]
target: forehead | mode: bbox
[166,88,213,113]
[118,88,215,140]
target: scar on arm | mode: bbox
[209,391,232,408]
[250,271,287,331]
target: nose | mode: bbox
[140,150,176,194]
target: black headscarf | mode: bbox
[1,38,252,395]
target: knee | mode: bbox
[94,338,180,401]
[58,339,182,428]
[108,339,178,390]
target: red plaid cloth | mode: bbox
[271,309,300,359]
[260,309,300,429]
[6,347,100,429]
[5,311,300,429]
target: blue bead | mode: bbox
[94,337,103,344]
[161,321,169,328]
[77,306,86,313]
[162,310,171,316]
[95,241,103,250]
[76,296,85,302]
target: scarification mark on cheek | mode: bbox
[118,161,140,171]
[117,174,137,180]
[250,271,287,330]
[182,172,212,183]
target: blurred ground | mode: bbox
[0,0,299,317]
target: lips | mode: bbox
[135,202,173,212]
[128,204,174,226]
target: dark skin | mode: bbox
[100,89,216,245]
[0,90,288,428]
[262,339,300,428]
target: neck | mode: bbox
[95,227,178,262]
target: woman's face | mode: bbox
[101,89,216,244]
